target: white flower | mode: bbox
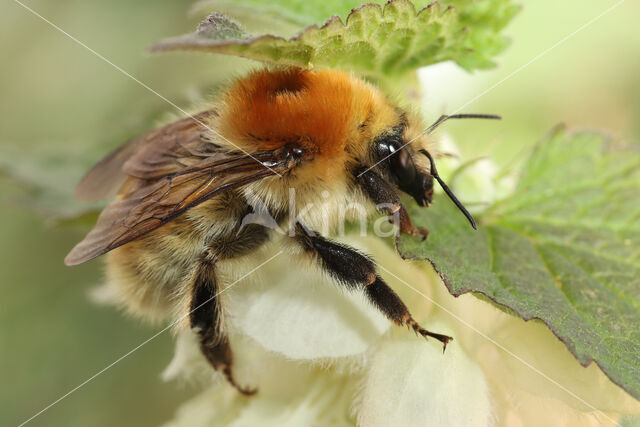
[356,327,492,427]
[162,235,495,427]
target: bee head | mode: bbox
[371,117,478,230]
[372,123,434,207]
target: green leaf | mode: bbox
[398,126,640,400]
[193,13,250,40]
[152,0,520,78]
[0,145,103,225]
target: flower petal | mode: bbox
[357,322,493,427]
[226,236,433,360]
[162,336,358,426]
[423,265,640,420]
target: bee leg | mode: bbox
[190,250,256,395]
[294,224,452,351]
[356,169,429,239]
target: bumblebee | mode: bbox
[66,68,497,394]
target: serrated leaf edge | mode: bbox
[396,126,640,401]
[150,0,467,70]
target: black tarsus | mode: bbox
[294,224,452,349]
[188,222,272,395]
[295,223,377,288]
[189,249,256,396]
[419,149,478,230]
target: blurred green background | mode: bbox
[0,1,638,426]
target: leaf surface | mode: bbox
[152,0,519,77]
[398,127,640,400]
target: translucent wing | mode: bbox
[75,110,216,202]
[65,112,294,266]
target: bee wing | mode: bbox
[66,113,290,266]
[75,110,216,202]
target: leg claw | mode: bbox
[406,317,453,353]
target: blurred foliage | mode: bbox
[1,0,640,426]
[399,127,640,400]
[0,145,102,222]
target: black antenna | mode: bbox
[426,113,501,134]
[419,149,477,230]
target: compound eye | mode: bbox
[389,145,416,186]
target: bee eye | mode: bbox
[375,138,416,187]
[389,146,416,186]
[374,136,435,207]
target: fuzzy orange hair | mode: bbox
[219,69,385,156]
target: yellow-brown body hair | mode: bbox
[103,68,415,324]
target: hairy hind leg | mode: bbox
[189,248,256,395]
[294,224,452,350]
